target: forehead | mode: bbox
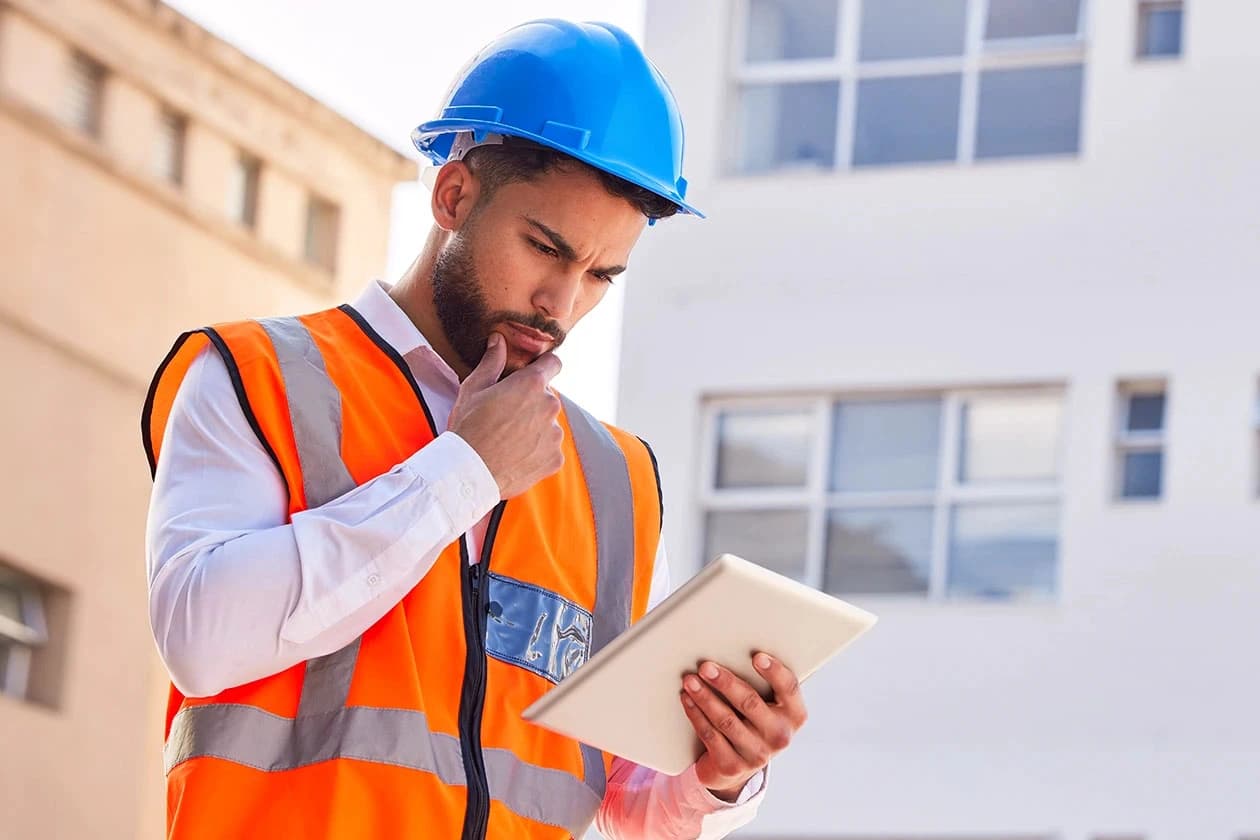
[478,166,647,255]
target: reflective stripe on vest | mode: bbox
[558,393,635,659]
[558,392,636,801]
[164,316,638,837]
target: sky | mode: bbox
[165,0,648,421]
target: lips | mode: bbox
[499,322,554,355]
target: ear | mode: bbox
[430,161,482,232]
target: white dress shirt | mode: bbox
[145,279,763,839]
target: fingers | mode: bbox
[499,352,562,412]
[696,661,794,752]
[754,653,808,729]
[522,351,563,385]
[682,672,770,770]
[462,333,507,392]
[680,688,755,784]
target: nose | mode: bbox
[531,267,584,323]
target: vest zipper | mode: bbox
[458,501,506,840]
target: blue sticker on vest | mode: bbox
[484,573,593,684]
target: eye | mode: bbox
[529,238,559,258]
[592,272,614,285]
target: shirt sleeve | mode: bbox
[145,345,500,697]
[596,544,768,838]
[597,759,766,839]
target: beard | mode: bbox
[431,230,566,372]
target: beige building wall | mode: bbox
[0,1,416,837]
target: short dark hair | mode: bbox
[463,136,680,221]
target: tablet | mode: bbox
[520,553,878,776]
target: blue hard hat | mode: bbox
[411,19,702,218]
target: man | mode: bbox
[143,20,807,839]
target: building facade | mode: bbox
[623,1,1259,838]
[0,1,414,836]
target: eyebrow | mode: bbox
[524,217,627,277]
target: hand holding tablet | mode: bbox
[522,554,878,776]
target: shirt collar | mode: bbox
[350,279,433,358]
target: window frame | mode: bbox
[699,386,1064,601]
[0,575,49,701]
[1135,0,1184,60]
[726,0,1090,174]
[1114,381,1168,501]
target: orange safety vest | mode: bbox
[141,303,662,839]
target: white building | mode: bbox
[620,1,1260,838]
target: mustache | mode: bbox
[492,312,566,344]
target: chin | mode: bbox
[507,346,543,369]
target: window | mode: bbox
[0,563,50,702]
[229,153,261,229]
[975,64,1084,159]
[701,390,1063,600]
[737,81,840,172]
[731,0,1086,173]
[154,108,187,187]
[304,194,340,274]
[1115,383,1167,500]
[1137,1,1183,58]
[745,0,840,62]
[64,52,106,137]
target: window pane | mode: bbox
[831,399,941,492]
[304,196,340,273]
[859,0,967,61]
[737,82,839,172]
[230,155,261,228]
[1122,450,1163,498]
[716,409,814,488]
[853,73,961,166]
[155,109,186,186]
[1139,6,1183,57]
[705,510,809,580]
[65,53,105,137]
[976,64,1083,159]
[948,503,1058,599]
[826,507,932,595]
[985,0,1081,40]
[960,394,1062,483]
[1126,393,1166,432]
[0,583,21,625]
[746,0,839,62]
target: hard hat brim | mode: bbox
[412,119,705,220]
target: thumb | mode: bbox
[462,333,507,392]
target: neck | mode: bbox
[389,226,474,380]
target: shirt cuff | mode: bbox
[732,768,766,806]
[404,431,500,532]
[681,764,768,813]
